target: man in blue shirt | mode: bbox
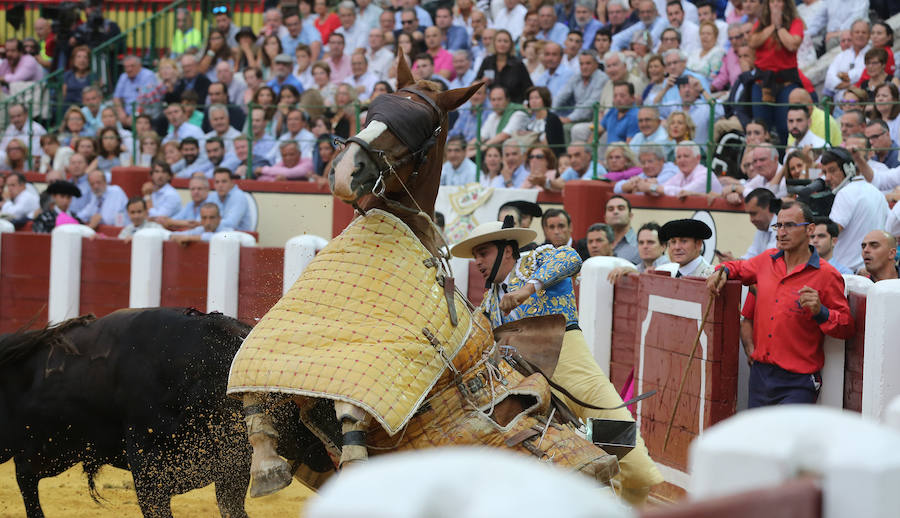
[448,84,489,145]
[267,54,305,95]
[659,49,711,108]
[171,202,236,244]
[280,11,322,59]
[533,42,574,93]
[212,168,253,231]
[113,55,159,127]
[598,80,640,144]
[572,0,603,49]
[77,170,128,228]
[440,136,478,185]
[536,5,569,45]
[611,0,667,51]
[146,160,183,219]
[434,6,469,50]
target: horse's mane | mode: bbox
[0,314,95,367]
[410,80,443,95]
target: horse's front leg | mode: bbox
[334,401,371,468]
[242,393,292,497]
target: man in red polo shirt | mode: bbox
[708,200,854,407]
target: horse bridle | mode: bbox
[334,87,443,212]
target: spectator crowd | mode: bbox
[1,0,900,262]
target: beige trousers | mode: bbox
[550,330,664,492]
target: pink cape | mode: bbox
[55,212,79,226]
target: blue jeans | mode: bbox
[748,362,820,408]
[751,82,800,147]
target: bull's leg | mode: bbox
[242,392,292,497]
[334,402,371,468]
[214,476,250,518]
[14,462,44,518]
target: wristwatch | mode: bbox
[206,50,215,57]
[650,184,658,193]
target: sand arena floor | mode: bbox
[0,461,313,517]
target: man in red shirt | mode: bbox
[708,201,854,407]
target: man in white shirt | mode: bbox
[785,105,826,159]
[335,1,369,55]
[77,170,128,228]
[824,19,870,99]
[653,141,722,197]
[118,198,164,240]
[0,173,40,223]
[204,104,242,156]
[161,102,205,146]
[366,29,395,81]
[146,161,183,219]
[440,135,477,185]
[823,147,888,272]
[739,188,779,260]
[1,103,46,160]
[491,0,527,41]
[356,0,382,31]
[447,50,477,89]
[823,0,869,48]
[664,1,699,53]
[479,85,529,148]
[720,145,787,203]
[612,0,668,52]
[797,0,828,50]
[346,53,378,99]
[216,61,247,108]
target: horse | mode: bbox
[0,308,327,518]
[226,49,618,497]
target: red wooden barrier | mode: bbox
[80,238,131,318]
[237,247,284,325]
[160,241,209,309]
[613,274,741,475]
[642,477,822,518]
[0,233,50,333]
[843,292,868,411]
[111,167,150,199]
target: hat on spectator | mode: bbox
[46,180,82,198]
[274,54,293,65]
[236,26,256,41]
[659,219,711,242]
[499,200,543,218]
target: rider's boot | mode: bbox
[335,402,371,469]
[243,393,293,497]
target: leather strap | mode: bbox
[342,430,368,446]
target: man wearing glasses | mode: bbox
[708,200,854,407]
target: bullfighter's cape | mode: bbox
[227,209,473,435]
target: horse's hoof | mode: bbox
[249,459,292,498]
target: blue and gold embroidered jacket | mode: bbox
[480,245,582,329]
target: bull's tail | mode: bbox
[83,461,105,504]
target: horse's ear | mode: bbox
[396,47,415,89]
[436,81,486,113]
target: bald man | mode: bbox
[859,230,899,282]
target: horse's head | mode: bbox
[329,49,483,210]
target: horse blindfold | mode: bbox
[365,93,440,152]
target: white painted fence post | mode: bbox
[886,396,900,434]
[0,220,13,281]
[449,256,470,299]
[207,232,256,317]
[688,406,900,518]
[48,225,96,324]
[862,279,900,420]
[129,228,169,308]
[578,256,636,374]
[283,235,328,294]
[818,275,873,408]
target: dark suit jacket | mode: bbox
[165,74,212,106]
[723,70,756,128]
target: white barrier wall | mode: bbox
[129,228,169,308]
[579,256,637,374]
[818,275,873,408]
[207,232,257,317]
[689,405,900,518]
[48,225,96,324]
[283,235,329,294]
[862,279,900,420]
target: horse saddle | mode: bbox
[492,314,566,380]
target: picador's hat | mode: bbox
[450,219,537,259]
[46,180,82,198]
[659,218,711,242]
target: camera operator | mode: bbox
[71,0,121,49]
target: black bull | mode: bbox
[0,307,331,518]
